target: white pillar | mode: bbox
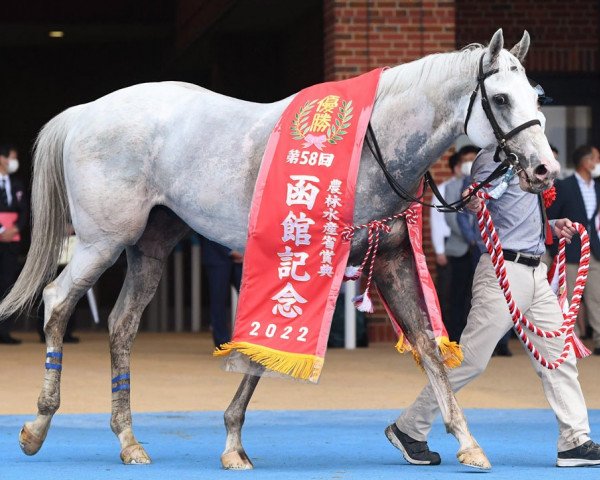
[231,285,239,330]
[86,289,100,325]
[344,280,357,349]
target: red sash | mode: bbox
[216,69,384,382]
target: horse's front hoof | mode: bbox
[121,444,152,465]
[457,446,492,470]
[19,424,44,456]
[221,450,254,469]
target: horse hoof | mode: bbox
[19,425,44,456]
[457,446,492,470]
[121,444,152,465]
[221,450,254,470]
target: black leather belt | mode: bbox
[502,249,540,267]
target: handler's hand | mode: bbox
[436,253,448,267]
[0,227,18,242]
[230,250,244,263]
[553,218,577,243]
[462,188,483,213]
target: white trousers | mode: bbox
[396,254,591,452]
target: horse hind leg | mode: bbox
[108,207,189,465]
[222,373,261,469]
[373,242,491,469]
[19,241,123,456]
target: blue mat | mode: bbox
[0,409,598,479]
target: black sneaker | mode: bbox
[385,423,441,465]
[557,440,600,467]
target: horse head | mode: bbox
[463,29,559,193]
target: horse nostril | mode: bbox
[534,164,548,179]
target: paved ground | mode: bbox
[1,409,599,480]
[2,332,600,478]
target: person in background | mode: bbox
[200,237,243,348]
[548,145,600,354]
[0,145,28,344]
[430,146,478,342]
[327,283,368,348]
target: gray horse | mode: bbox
[0,29,557,469]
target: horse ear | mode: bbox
[509,30,530,63]
[486,28,504,64]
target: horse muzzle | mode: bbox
[519,165,556,193]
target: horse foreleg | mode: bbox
[20,244,121,456]
[222,373,261,469]
[373,243,490,469]
[108,209,188,464]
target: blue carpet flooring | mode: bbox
[0,409,598,479]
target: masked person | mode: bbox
[430,146,479,342]
[0,145,28,344]
[548,145,600,355]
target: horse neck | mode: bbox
[370,52,478,179]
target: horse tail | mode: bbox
[0,106,82,320]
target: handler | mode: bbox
[387,139,600,467]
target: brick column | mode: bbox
[323,1,456,341]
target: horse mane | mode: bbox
[378,43,522,98]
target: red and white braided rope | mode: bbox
[474,189,590,369]
[341,211,412,311]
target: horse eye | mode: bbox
[493,94,509,106]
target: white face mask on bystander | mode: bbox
[461,161,473,177]
[591,163,600,179]
[7,158,19,174]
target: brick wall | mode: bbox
[456,0,600,73]
[324,0,456,80]
[323,0,456,341]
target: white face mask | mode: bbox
[591,163,600,179]
[537,110,546,132]
[7,158,19,174]
[461,161,473,177]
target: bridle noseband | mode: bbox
[463,52,541,166]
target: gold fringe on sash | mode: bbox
[436,336,463,369]
[394,332,412,354]
[394,334,463,369]
[215,342,324,381]
[394,334,422,368]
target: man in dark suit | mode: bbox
[200,237,243,348]
[0,145,28,344]
[548,145,600,355]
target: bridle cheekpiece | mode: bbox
[463,53,541,168]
